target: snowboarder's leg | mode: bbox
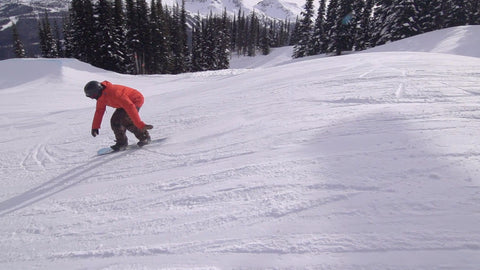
[123,107,151,146]
[110,109,128,151]
[125,124,148,139]
[125,123,151,147]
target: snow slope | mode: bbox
[1,26,480,269]
[365,25,480,58]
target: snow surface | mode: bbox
[366,25,480,58]
[1,25,480,269]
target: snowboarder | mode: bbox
[84,80,153,151]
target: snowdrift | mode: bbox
[1,26,480,270]
[0,58,112,90]
[364,25,480,58]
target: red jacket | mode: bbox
[92,81,146,130]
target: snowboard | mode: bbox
[97,137,167,156]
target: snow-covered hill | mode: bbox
[365,25,480,58]
[1,26,480,269]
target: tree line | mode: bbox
[293,0,480,58]
[13,0,479,71]
[13,0,293,74]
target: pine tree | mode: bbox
[149,0,170,74]
[324,0,338,37]
[191,14,206,72]
[293,0,315,58]
[371,0,395,46]
[170,4,181,73]
[125,0,141,73]
[39,11,59,58]
[268,20,277,47]
[231,15,238,50]
[192,12,231,71]
[290,16,301,45]
[388,0,420,42]
[260,22,271,55]
[236,10,248,55]
[276,19,291,47]
[12,23,26,58]
[327,0,355,55]
[202,14,214,68]
[311,0,327,54]
[53,20,64,57]
[83,0,96,63]
[247,11,259,56]
[136,0,152,74]
[63,14,74,58]
[354,0,373,51]
[67,0,96,63]
[147,0,159,74]
[111,0,130,73]
[470,0,480,24]
[417,1,436,32]
[170,0,190,74]
[95,0,118,71]
[217,10,231,68]
[445,0,469,27]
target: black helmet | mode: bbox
[84,81,104,99]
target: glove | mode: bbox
[91,129,99,137]
[141,124,153,132]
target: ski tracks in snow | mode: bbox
[2,52,480,269]
[0,149,125,217]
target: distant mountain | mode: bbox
[161,0,303,20]
[0,0,70,59]
[0,0,304,60]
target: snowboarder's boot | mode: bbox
[137,132,151,147]
[110,141,128,151]
[111,125,128,151]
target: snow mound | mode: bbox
[364,25,480,58]
[0,58,112,90]
[230,46,295,69]
[231,26,480,70]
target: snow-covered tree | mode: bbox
[354,0,373,51]
[12,23,26,58]
[293,0,315,58]
[388,0,421,42]
[39,11,59,58]
[66,0,96,63]
[110,0,130,73]
[417,0,440,32]
[170,0,190,74]
[94,0,118,71]
[371,0,395,46]
[149,0,171,74]
[311,0,327,54]
[444,0,469,27]
[327,0,355,55]
[260,22,271,55]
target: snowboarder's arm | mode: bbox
[92,102,107,129]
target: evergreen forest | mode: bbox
[33,0,292,74]
[293,0,480,57]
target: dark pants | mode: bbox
[110,108,149,145]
